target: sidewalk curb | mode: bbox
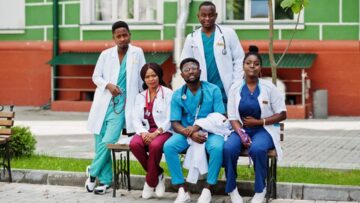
[3,169,360,201]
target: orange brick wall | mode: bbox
[0,40,359,116]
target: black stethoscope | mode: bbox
[144,86,164,117]
[191,24,227,55]
[181,83,204,120]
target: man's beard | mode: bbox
[184,77,200,84]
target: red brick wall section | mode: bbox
[0,40,359,116]
[0,42,52,106]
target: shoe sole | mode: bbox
[94,187,110,195]
[86,185,94,193]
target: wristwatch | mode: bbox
[156,128,163,134]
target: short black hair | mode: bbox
[140,63,167,90]
[243,45,263,66]
[199,1,216,11]
[112,21,130,33]
[180,58,200,71]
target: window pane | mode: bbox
[139,0,157,21]
[226,0,244,20]
[275,0,294,20]
[251,0,268,18]
[95,0,112,21]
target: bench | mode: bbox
[0,105,15,182]
[107,129,134,197]
[107,123,284,202]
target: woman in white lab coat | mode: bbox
[223,45,287,203]
[85,21,145,195]
[129,63,173,199]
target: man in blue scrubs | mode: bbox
[164,58,225,203]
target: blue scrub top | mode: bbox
[238,84,262,129]
[201,32,227,104]
[105,53,127,119]
[171,81,225,128]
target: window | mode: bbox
[81,0,163,25]
[225,0,296,22]
[0,0,25,33]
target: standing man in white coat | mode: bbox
[85,21,146,195]
[180,1,244,105]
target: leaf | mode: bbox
[291,3,302,13]
[280,0,295,9]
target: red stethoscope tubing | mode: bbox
[145,86,164,114]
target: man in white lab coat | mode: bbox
[85,21,146,195]
[180,1,244,105]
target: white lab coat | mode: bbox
[87,44,146,134]
[227,79,287,160]
[132,86,173,135]
[183,113,232,184]
[180,24,245,96]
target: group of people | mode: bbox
[84,2,287,203]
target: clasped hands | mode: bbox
[141,131,159,145]
[181,125,207,144]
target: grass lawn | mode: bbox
[11,154,360,186]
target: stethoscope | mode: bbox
[191,24,227,55]
[144,86,164,117]
[181,83,204,120]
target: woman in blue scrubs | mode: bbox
[223,46,287,203]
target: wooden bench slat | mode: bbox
[0,112,15,119]
[0,137,8,144]
[0,120,14,127]
[107,143,130,151]
[239,149,277,157]
[0,128,11,135]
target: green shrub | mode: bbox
[0,126,37,157]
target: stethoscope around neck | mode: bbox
[191,24,227,55]
[181,83,204,120]
[144,86,164,117]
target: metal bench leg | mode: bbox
[266,156,277,203]
[112,150,117,198]
[126,150,131,191]
[6,142,11,183]
[272,157,277,199]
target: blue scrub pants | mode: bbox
[223,128,275,193]
[89,104,125,185]
[163,133,224,185]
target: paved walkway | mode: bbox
[14,107,360,170]
[0,183,358,203]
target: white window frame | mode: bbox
[216,0,304,29]
[80,0,163,30]
[0,0,25,34]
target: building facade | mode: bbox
[0,0,359,117]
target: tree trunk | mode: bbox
[268,0,277,86]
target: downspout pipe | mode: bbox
[172,0,191,90]
[52,0,59,102]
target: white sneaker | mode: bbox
[155,173,165,197]
[197,188,211,203]
[94,184,111,195]
[142,182,154,199]
[85,177,96,192]
[174,187,191,203]
[85,166,96,192]
[251,187,266,203]
[229,187,243,203]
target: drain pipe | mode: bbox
[172,0,191,90]
[52,0,59,102]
